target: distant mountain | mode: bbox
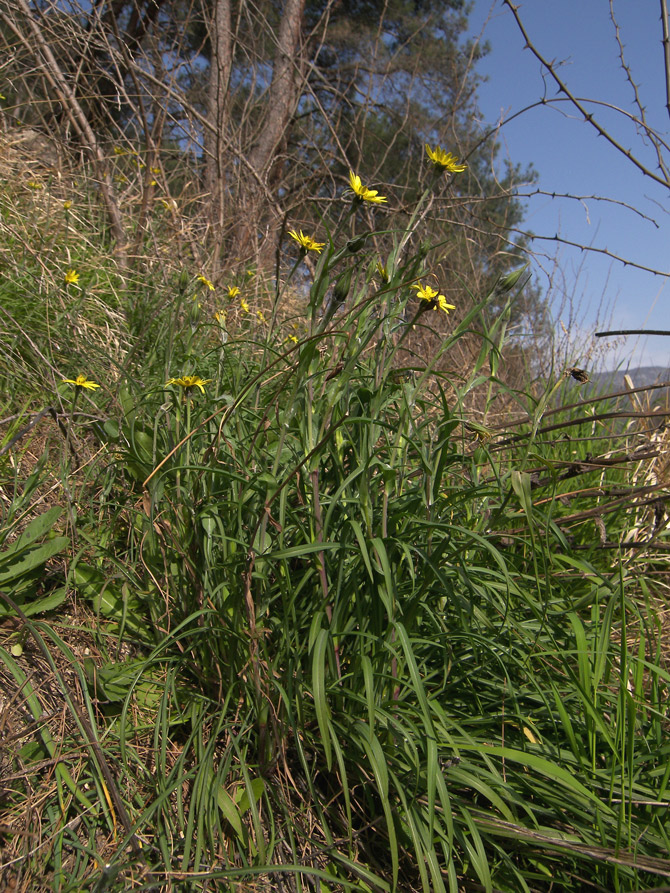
[590,367,670,393]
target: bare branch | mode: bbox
[501,228,670,278]
[2,0,127,259]
[661,0,670,122]
[596,329,670,337]
[512,188,661,227]
[504,0,670,191]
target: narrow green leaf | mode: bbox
[312,628,332,770]
[510,470,533,520]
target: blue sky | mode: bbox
[466,0,670,370]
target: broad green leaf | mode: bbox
[0,506,62,554]
[216,785,244,840]
[0,537,68,585]
[73,564,147,636]
[1,585,68,617]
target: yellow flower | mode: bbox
[411,282,455,315]
[433,294,454,314]
[376,261,389,283]
[240,298,250,313]
[150,167,161,174]
[348,170,387,204]
[462,420,494,442]
[113,146,125,155]
[62,374,100,390]
[256,310,266,323]
[214,309,226,325]
[27,180,43,190]
[227,286,240,299]
[165,375,212,395]
[64,269,80,285]
[287,335,298,344]
[288,229,325,253]
[63,200,72,210]
[197,274,215,291]
[425,145,467,174]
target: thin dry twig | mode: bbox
[504,0,670,191]
[661,0,670,122]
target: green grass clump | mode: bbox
[1,166,670,893]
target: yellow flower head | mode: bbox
[288,229,325,253]
[425,145,467,174]
[256,309,266,323]
[227,286,240,299]
[240,298,250,313]
[62,374,100,390]
[462,420,494,443]
[27,180,43,190]
[165,375,212,395]
[411,282,455,315]
[197,274,215,291]
[214,309,227,325]
[64,269,80,285]
[348,170,387,204]
[376,261,390,283]
[63,200,72,210]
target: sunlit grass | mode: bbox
[0,161,669,893]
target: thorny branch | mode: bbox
[661,0,670,121]
[491,225,670,279]
[504,0,670,191]
[609,0,669,179]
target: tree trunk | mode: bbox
[248,0,305,176]
[204,0,233,255]
[236,0,306,261]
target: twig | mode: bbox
[610,0,669,179]
[0,407,77,462]
[495,381,670,432]
[661,0,670,122]
[496,408,670,447]
[504,0,670,191]
[498,226,670,278]
[0,590,148,864]
[596,329,670,337]
[512,188,660,226]
[7,0,127,260]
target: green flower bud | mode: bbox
[496,265,528,293]
[332,267,353,304]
